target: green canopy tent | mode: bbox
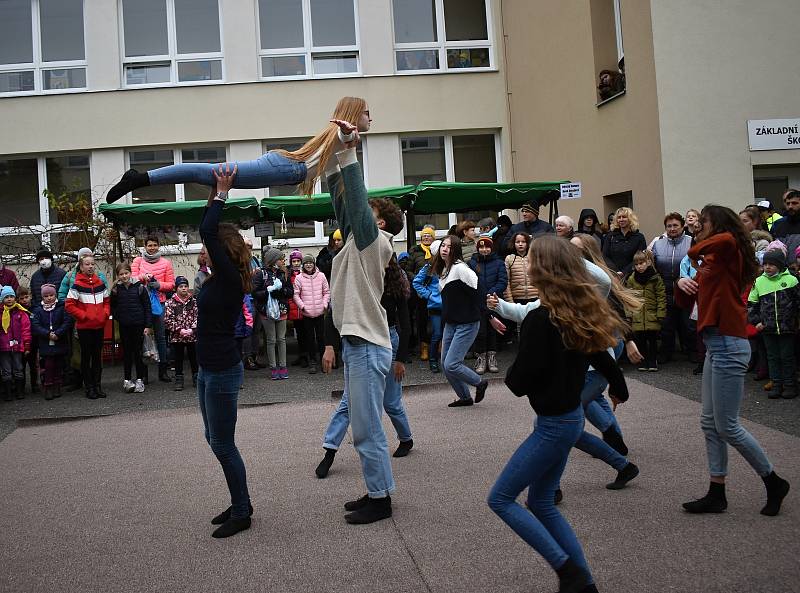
[98,196,263,231]
[259,185,416,222]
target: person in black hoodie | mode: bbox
[488,235,629,593]
[467,237,507,374]
[602,207,647,276]
[576,208,603,247]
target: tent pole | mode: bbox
[406,210,415,251]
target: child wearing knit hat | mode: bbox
[287,250,308,368]
[164,275,199,391]
[1,286,31,401]
[30,283,73,400]
[293,254,330,374]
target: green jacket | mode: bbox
[747,269,799,334]
[625,270,667,332]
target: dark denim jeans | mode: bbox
[488,406,592,580]
[197,361,251,518]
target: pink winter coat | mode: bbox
[0,307,31,353]
[293,269,330,318]
[131,255,175,303]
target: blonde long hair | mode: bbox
[570,234,642,313]
[277,96,367,197]
[528,236,624,353]
[611,207,640,232]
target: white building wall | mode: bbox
[220,0,260,83]
[84,0,121,91]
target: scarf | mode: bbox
[633,267,656,286]
[420,243,432,260]
[143,250,162,264]
[42,299,57,312]
[2,303,28,333]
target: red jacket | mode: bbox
[688,232,747,339]
[65,272,111,330]
[287,269,302,321]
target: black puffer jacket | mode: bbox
[316,247,338,282]
[111,281,153,327]
[602,229,647,275]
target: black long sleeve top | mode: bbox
[505,307,629,416]
[196,200,245,371]
[381,293,410,362]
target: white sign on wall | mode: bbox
[560,182,582,199]
[747,118,800,151]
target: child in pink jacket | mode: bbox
[293,255,330,374]
[1,286,31,401]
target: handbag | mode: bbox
[266,293,281,320]
[148,288,164,316]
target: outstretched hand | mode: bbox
[330,119,360,149]
[212,163,237,194]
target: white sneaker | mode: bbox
[134,379,145,393]
[123,379,135,393]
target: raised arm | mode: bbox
[199,165,240,286]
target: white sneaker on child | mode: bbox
[123,380,135,393]
[134,379,145,393]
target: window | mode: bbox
[591,0,625,104]
[0,0,86,95]
[0,153,91,255]
[400,133,499,235]
[128,146,226,203]
[262,138,364,243]
[257,0,359,79]
[392,0,492,73]
[121,0,223,87]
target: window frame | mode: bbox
[256,0,362,81]
[391,0,495,75]
[0,0,88,97]
[399,131,501,241]
[118,0,226,89]
[0,151,93,255]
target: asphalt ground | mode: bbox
[1,366,798,593]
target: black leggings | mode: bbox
[473,312,498,353]
[304,315,325,361]
[77,329,104,386]
[119,324,146,380]
[634,330,659,367]
[173,342,198,376]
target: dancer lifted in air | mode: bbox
[105,96,371,203]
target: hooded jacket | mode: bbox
[252,267,294,319]
[651,233,692,289]
[624,268,667,332]
[164,294,199,342]
[30,302,73,356]
[504,253,539,302]
[468,252,508,312]
[30,265,66,307]
[131,254,175,304]
[294,268,330,318]
[412,264,442,311]
[0,306,31,353]
[576,209,603,245]
[58,266,108,301]
[747,269,799,335]
[111,281,153,328]
[65,272,110,330]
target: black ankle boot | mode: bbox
[315,448,336,478]
[345,495,392,524]
[158,363,172,383]
[683,481,727,513]
[211,502,253,525]
[602,427,628,456]
[15,379,25,399]
[606,462,639,490]
[211,516,251,538]
[761,471,790,516]
[556,558,591,593]
[393,439,413,458]
[2,381,12,402]
[106,169,149,203]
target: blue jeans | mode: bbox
[441,321,481,400]
[323,327,413,449]
[573,430,628,471]
[488,406,592,579]
[701,328,773,478]
[429,312,443,359]
[152,314,167,366]
[197,361,251,518]
[341,336,395,498]
[147,151,307,189]
[581,339,625,434]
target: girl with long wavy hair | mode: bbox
[195,164,255,539]
[680,205,790,517]
[105,97,371,203]
[488,235,629,593]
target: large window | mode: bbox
[0,0,86,95]
[401,133,499,235]
[121,0,223,87]
[591,0,625,103]
[257,0,359,79]
[392,0,491,73]
[0,153,91,254]
[128,146,227,203]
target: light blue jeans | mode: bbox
[488,406,592,581]
[341,336,395,498]
[701,328,773,478]
[581,339,625,434]
[147,151,307,189]
[441,321,481,400]
[323,327,413,449]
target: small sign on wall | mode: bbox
[560,182,582,199]
[748,118,800,151]
[254,222,276,237]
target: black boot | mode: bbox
[106,168,149,203]
[44,386,53,401]
[14,379,25,400]
[85,382,97,399]
[66,369,83,392]
[556,558,591,593]
[2,381,12,402]
[94,369,107,398]
[174,374,184,392]
[393,439,414,458]
[211,517,251,538]
[683,481,727,513]
[158,363,172,383]
[344,495,392,524]
[315,448,336,478]
[602,427,629,456]
[781,379,798,400]
[211,502,254,525]
[761,471,790,516]
[606,462,640,490]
